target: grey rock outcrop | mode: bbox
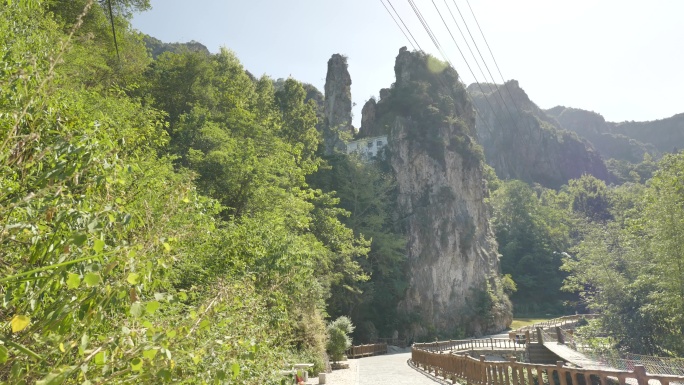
[359,98,383,138]
[323,54,353,153]
[469,81,611,189]
[382,48,511,337]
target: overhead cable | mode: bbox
[380,0,418,51]
[463,0,526,121]
[449,0,520,127]
[387,0,425,52]
[429,0,506,132]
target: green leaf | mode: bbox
[93,239,104,253]
[11,315,30,333]
[146,301,160,315]
[143,349,158,360]
[36,369,72,385]
[157,369,171,381]
[231,363,240,379]
[130,357,143,372]
[72,233,87,246]
[130,303,143,318]
[66,273,81,289]
[127,273,140,285]
[0,345,8,364]
[199,319,210,330]
[84,273,100,287]
[94,351,105,365]
[166,329,176,339]
[162,242,171,252]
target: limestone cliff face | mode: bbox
[469,81,611,189]
[323,54,353,153]
[383,48,511,337]
[359,98,385,138]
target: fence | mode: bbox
[535,323,684,377]
[574,346,684,377]
[513,315,599,335]
[346,343,387,358]
[412,349,684,385]
[414,338,527,353]
[376,337,408,348]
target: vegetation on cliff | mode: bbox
[0,2,366,383]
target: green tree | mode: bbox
[309,155,407,341]
[490,180,572,315]
[565,174,613,222]
[0,2,368,382]
[563,153,684,355]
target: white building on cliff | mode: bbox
[345,135,388,160]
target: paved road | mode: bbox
[357,352,442,385]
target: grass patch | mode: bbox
[510,318,552,330]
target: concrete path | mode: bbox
[357,352,442,385]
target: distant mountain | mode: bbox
[611,113,684,154]
[545,107,657,164]
[143,35,210,59]
[468,81,611,189]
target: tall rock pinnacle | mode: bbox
[323,54,353,154]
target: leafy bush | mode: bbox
[326,316,354,363]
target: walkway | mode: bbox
[357,352,441,385]
[311,352,442,385]
[542,341,605,369]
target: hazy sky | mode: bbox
[132,0,683,127]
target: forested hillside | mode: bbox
[0,1,368,382]
[488,159,684,356]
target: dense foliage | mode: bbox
[308,155,407,342]
[563,154,684,356]
[489,180,573,316]
[0,1,367,383]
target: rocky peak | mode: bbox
[359,98,382,138]
[468,81,611,188]
[380,48,511,337]
[323,54,353,153]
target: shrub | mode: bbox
[326,316,355,363]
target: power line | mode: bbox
[441,0,496,95]
[408,0,449,62]
[387,0,424,52]
[380,0,417,51]
[463,0,526,121]
[429,0,507,133]
[377,0,499,137]
[449,0,520,128]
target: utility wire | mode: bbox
[449,0,520,128]
[442,0,496,95]
[408,0,449,62]
[463,0,526,121]
[380,0,418,51]
[429,0,506,133]
[378,0,497,136]
[387,0,424,52]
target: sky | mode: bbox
[132,0,684,127]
